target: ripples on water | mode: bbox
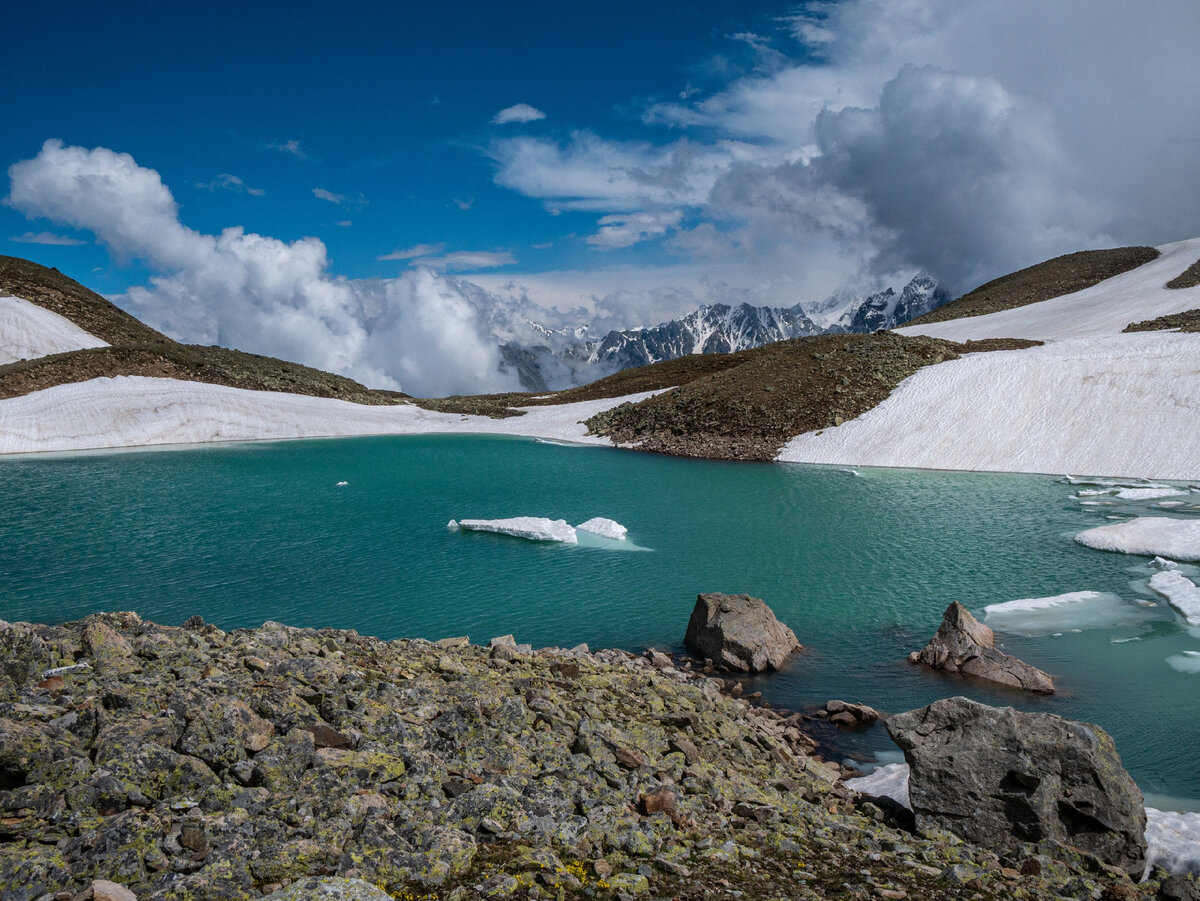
[1,434,1198,801]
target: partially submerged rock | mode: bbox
[683,592,801,672]
[908,601,1055,693]
[887,696,1147,876]
[823,699,880,728]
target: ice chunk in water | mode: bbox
[450,517,578,543]
[1150,571,1200,626]
[1166,651,1200,674]
[575,517,628,540]
[1075,517,1200,562]
[983,591,1142,636]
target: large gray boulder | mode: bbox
[684,592,801,672]
[887,697,1147,875]
[909,602,1055,693]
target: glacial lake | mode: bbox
[2,434,1198,806]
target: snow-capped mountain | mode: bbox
[497,273,947,391]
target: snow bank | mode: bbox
[846,763,1200,878]
[897,237,1200,342]
[1075,518,1200,563]
[575,517,628,540]
[1146,808,1200,877]
[449,517,578,543]
[0,376,665,454]
[1149,571,1200,625]
[0,295,107,364]
[777,333,1200,481]
[982,591,1143,636]
[845,763,910,808]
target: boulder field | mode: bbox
[0,613,1185,900]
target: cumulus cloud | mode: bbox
[492,103,546,125]
[196,173,265,196]
[11,230,86,246]
[6,140,519,397]
[487,0,1200,298]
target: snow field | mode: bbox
[897,237,1200,342]
[777,333,1200,480]
[0,376,664,454]
[0,295,108,364]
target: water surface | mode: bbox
[2,435,1197,803]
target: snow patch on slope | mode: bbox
[0,295,108,364]
[777,333,1200,480]
[0,376,663,454]
[897,237,1200,341]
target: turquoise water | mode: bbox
[2,435,1198,804]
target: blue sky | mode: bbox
[4,1,1199,394]
[3,1,789,293]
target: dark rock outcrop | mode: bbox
[908,602,1055,693]
[887,696,1147,876]
[684,592,801,672]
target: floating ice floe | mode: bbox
[575,517,628,540]
[1116,487,1188,501]
[1166,651,1200,674]
[1153,556,1181,570]
[1149,571,1200,626]
[1075,517,1200,563]
[983,591,1139,636]
[846,762,1200,878]
[336,481,348,487]
[448,517,578,544]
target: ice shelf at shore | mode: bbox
[1075,517,1200,563]
[982,591,1141,636]
[447,517,578,543]
[846,763,1200,878]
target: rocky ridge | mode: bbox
[0,614,1183,901]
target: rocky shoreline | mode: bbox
[0,614,1192,900]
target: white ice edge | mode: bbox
[0,376,667,455]
[846,763,1200,878]
[0,295,108,365]
[1149,571,1200,626]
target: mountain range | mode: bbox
[497,272,948,391]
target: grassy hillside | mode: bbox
[904,246,1159,327]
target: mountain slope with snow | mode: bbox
[779,237,1200,478]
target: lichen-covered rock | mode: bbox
[261,876,393,900]
[887,696,1147,875]
[908,602,1055,693]
[683,592,801,672]
[0,613,1164,901]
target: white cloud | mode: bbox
[313,187,344,204]
[269,139,309,159]
[587,210,683,250]
[11,230,86,246]
[196,173,265,196]
[6,140,519,398]
[487,0,1200,297]
[379,242,445,261]
[492,103,547,125]
[408,251,517,271]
